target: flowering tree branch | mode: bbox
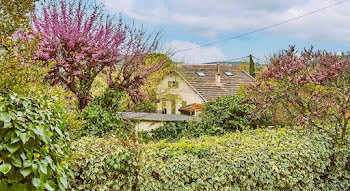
[33,0,163,109]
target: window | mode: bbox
[196,71,206,77]
[168,81,179,88]
[182,101,187,107]
[224,71,234,76]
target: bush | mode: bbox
[139,121,204,142]
[138,128,350,190]
[201,95,253,132]
[0,93,71,190]
[79,89,133,138]
[69,136,139,190]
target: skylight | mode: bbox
[196,72,206,77]
[224,71,234,76]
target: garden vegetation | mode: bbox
[0,0,349,190]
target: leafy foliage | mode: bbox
[69,136,139,190]
[0,0,37,40]
[80,89,133,138]
[138,128,350,190]
[0,0,50,95]
[70,127,350,190]
[201,95,253,132]
[140,121,203,142]
[0,93,71,190]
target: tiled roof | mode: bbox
[179,103,204,113]
[118,112,200,122]
[178,64,255,101]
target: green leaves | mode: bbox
[0,112,11,122]
[20,168,32,178]
[80,89,129,138]
[58,176,68,189]
[0,163,12,175]
[12,156,22,167]
[6,143,21,154]
[31,178,40,188]
[19,133,30,145]
[70,136,139,190]
[136,128,350,190]
[33,126,51,144]
[0,93,71,190]
[39,160,48,174]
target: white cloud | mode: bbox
[164,40,226,64]
[103,0,350,45]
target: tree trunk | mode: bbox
[78,94,90,110]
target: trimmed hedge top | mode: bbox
[139,128,349,191]
[70,128,350,191]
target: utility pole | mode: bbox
[249,54,256,78]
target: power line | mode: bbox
[193,55,250,64]
[174,0,349,54]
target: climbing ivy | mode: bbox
[0,93,71,190]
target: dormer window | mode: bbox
[168,81,178,88]
[224,71,234,76]
[196,72,206,77]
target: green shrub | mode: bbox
[69,136,139,190]
[138,128,350,191]
[80,103,126,137]
[140,121,204,142]
[201,95,253,132]
[79,89,133,138]
[0,93,71,190]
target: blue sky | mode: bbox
[99,0,350,64]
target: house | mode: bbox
[118,112,200,131]
[156,64,255,115]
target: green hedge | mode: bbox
[69,136,139,190]
[139,128,349,191]
[72,128,349,190]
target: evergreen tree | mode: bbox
[249,54,256,78]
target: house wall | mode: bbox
[156,75,205,114]
[135,121,164,131]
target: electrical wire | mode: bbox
[192,55,250,64]
[174,0,349,54]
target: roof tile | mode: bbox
[179,64,255,101]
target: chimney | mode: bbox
[215,64,222,86]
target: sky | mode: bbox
[99,0,350,64]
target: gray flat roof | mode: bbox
[118,112,200,122]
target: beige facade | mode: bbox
[135,121,163,131]
[156,74,205,115]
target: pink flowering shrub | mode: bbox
[246,46,350,144]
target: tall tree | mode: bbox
[0,0,49,94]
[33,0,161,109]
[249,54,255,78]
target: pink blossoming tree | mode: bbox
[33,0,162,109]
[246,46,350,145]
